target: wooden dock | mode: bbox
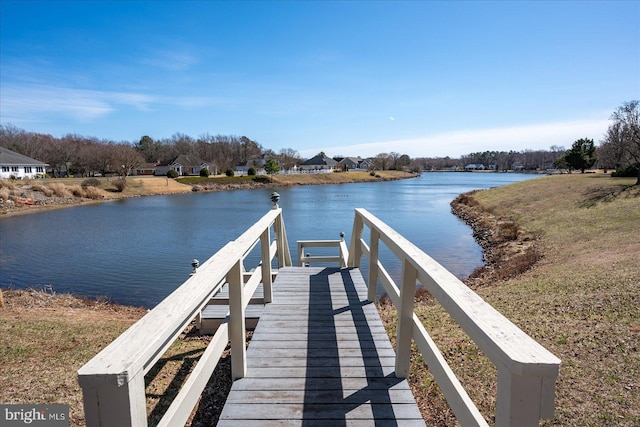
[217,266,424,426]
[79,208,559,427]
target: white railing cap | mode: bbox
[355,208,560,377]
[78,209,283,387]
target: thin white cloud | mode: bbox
[308,118,611,159]
[141,49,200,72]
[0,83,234,126]
[1,85,117,121]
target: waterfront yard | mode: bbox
[382,173,639,425]
[1,173,638,425]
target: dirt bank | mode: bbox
[450,190,542,287]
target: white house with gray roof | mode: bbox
[0,147,48,179]
[299,153,339,173]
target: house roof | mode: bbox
[0,146,48,166]
[301,154,339,167]
[158,154,207,167]
[173,154,207,166]
[339,157,362,164]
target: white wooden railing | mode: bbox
[77,208,291,427]
[298,236,349,267]
[347,208,561,427]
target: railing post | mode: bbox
[273,210,292,267]
[348,212,363,267]
[367,229,380,302]
[495,367,555,427]
[339,232,349,268]
[260,228,273,303]
[228,259,246,379]
[80,371,147,427]
[395,258,417,378]
[297,241,304,267]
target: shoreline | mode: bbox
[450,190,541,287]
[0,170,415,218]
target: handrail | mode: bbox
[348,208,561,427]
[297,238,349,268]
[77,208,291,427]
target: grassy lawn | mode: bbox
[380,174,639,425]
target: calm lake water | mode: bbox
[0,172,538,307]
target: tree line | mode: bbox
[0,125,303,178]
[1,100,638,182]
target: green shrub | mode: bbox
[248,167,256,176]
[167,170,179,179]
[225,169,235,177]
[252,176,270,183]
[611,165,639,177]
[199,168,210,177]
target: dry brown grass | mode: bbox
[0,179,18,190]
[68,184,85,197]
[31,183,54,196]
[82,185,103,199]
[2,174,414,217]
[0,288,251,427]
[384,174,640,426]
[0,187,10,201]
[48,182,72,198]
[272,170,414,185]
[0,289,147,426]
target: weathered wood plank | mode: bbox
[247,338,392,350]
[230,376,411,391]
[217,419,425,427]
[246,346,397,359]
[247,356,398,368]
[224,388,417,404]
[219,402,423,420]
[245,365,399,378]
[219,266,424,425]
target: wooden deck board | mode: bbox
[218,266,424,425]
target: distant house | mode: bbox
[338,157,364,171]
[235,156,269,176]
[359,159,375,170]
[133,163,158,176]
[155,155,210,176]
[465,164,485,171]
[299,153,339,173]
[0,147,48,179]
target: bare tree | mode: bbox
[113,144,144,181]
[278,148,302,171]
[605,100,640,184]
[373,153,390,170]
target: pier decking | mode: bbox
[218,266,424,426]
[78,207,560,427]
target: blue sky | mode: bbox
[1,1,638,158]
